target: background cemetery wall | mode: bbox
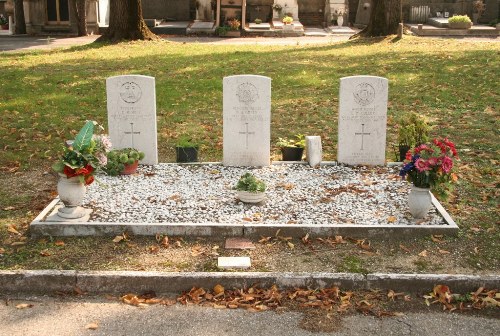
[142,0,192,21]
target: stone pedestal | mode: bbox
[196,0,214,21]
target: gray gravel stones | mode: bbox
[83,164,445,226]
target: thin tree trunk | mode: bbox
[14,0,26,34]
[72,0,88,36]
[354,0,401,37]
[97,0,157,42]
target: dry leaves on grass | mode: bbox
[16,303,34,309]
[85,322,99,330]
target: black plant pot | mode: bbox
[176,146,198,163]
[281,147,304,161]
[398,145,410,162]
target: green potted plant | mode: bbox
[52,121,111,219]
[254,18,262,24]
[448,15,472,29]
[399,138,459,218]
[226,18,241,37]
[396,113,430,162]
[276,134,305,161]
[234,172,266,203]
[104,148,145,176]
[282,16,293,25]
[175,137,199,163]
[0,15,8,30]
[216,25,230,36]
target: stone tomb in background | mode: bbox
[337,75,388,165]
[223,75,271,167]
[106,75,158,165]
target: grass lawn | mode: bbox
[0,36,498,274]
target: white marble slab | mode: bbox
[306,136,322,168]
[337,76,388,165]
[223,75,271,167]
[106,75,158,165]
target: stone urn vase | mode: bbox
[408,185,432,219]
[237,191,266,204]
[337,16,344,27]
[57,174,88,219]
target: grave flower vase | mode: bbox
[281,147,304,161]
[56,174,88,219]
[408,185,432,219]
[337,16,344,27]
[237,191,266,203]
[176,146,198,163]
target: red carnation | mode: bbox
[63,166,77,178]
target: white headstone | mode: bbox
[306,136,322,168]
[106,75,158,165]
[337,76,388,165]
[223,75,271,167]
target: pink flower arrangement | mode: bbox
[400,138,459,196]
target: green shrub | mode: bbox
[234,173,266,192]
[276,134,305,148]
[448,15,471,23]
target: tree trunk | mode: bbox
[14,0,26,34]
[72,0,88,36]
[97,0,157,42]
[356,0,401,37]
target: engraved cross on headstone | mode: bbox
[238,123,255,150]
[354,123,371,151]
[124,122,140,148]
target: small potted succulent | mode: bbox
[276,134,305,161]
[448,15,472,29]
[175,137,199,163]
[234,172,266,203]
[104,148,145,176]
[396,112,430,162]
[399,138,459,218]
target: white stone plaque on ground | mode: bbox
[306,136,322,168]
[106,75,158,165]
[223,75,271,166]
[337,76,388,165]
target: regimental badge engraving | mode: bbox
[120,82,142,103]
[353,83,375,106]
[236,83,258,105]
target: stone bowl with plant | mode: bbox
[234,172,266,203]
[448,15,472,29]
[276,134,305,161]
[282,16,293,24]
[104,148,145,176]
[254,18,262,24]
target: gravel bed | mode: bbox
[82,164,447,226]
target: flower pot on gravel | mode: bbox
[281,147,304,161]
[237,190,266,203]
[56,174,88,219]
[121,160,139,175]
[176,146,198,163]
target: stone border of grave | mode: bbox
[30,162,458,239]
[0,270,497,295]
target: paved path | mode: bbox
[1,295,498,336]
[1,33,497,53]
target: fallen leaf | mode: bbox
[438,249,451,254]
[85,323,99,330]
[16,303,33,309]
[149,246,159,254]
[399,244,411,253]
[473,247,479,254]
[112,235,124,243]
[10,241,26,246]
[431,235,443,243]
[387,216,397,223]
[213,284,225,295]
[470,227,481,233]
[7,225,20,235]
[54,241,65,246]
[40,249,51,257]
[0,248,5,254]
[3,206,16,211]
[418,250,428,257]
[174,240,182,248]
[301,233,310,244]
[161,236,169,247]
[287,241,295,249]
